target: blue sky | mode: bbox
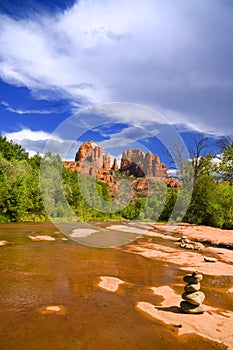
[0,0,232,166]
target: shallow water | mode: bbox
[0,222,230,350]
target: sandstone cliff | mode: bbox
[120,149,168,180]
[64,141,110,176]
[63,141,179,192]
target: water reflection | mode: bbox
[0,223,231,350]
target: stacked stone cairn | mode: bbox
[180,271,206,314]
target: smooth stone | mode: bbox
[180,243,194,250]
[179,241,204,251]
[204,256,217,263]
[183,274,202,284]
[180,301,205,314]
[182,291,205,305]
[184,282,201,292]
[192,272,203,280]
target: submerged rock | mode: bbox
[28,235,56,241]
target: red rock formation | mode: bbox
[63,142,179,191]
[103,153,111,170]
[111,157,119,171]
[73,141,103,176]
[120,149,167,180]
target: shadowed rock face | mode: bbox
[63,141,179,190]
[120,149,168,180]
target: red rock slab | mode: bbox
[136,285,233,349]
[125,242,233,276]
[153,223,233,247]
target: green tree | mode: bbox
[216,142,233,183]
[0,136,29,161]
[185,175,215,225]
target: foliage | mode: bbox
[0,136,232,228]
[0,136,29,161]
[215,142,233,183]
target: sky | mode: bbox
[0,0,232,166]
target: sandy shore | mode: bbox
[98,276,124,292]
[136,285,233,349]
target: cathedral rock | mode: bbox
[63,141,178,188]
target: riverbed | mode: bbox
[0,222,232,350]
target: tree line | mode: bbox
[0,135,232,228]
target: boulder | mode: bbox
[180,301,205,314]
[182,291,205,306]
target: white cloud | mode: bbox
[167,168,177,176]
[99,125,156,149]
[0,101,53,115]
[0,0,232,134]
[3,128,80,159]
[4,129,54,142]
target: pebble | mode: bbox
[204,257,217,263]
